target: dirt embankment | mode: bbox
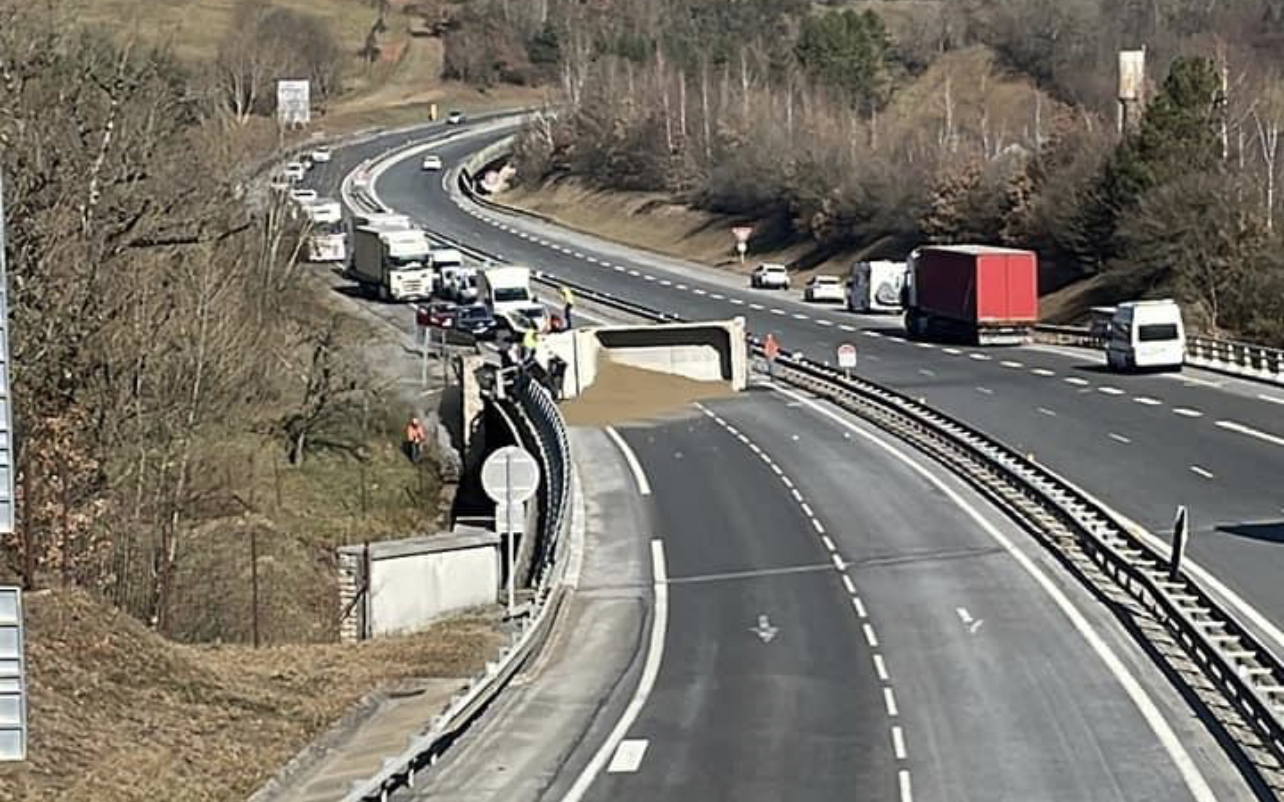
[0,589,499,802]
[560,359,734,427]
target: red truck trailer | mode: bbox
[903,245,1039,345]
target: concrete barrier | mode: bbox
[337,529,501,641]
[542,319,748,399]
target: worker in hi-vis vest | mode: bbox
[560,285,575,328]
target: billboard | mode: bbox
[276,79,311,127]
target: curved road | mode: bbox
[309,122,1252,800]
[369,122,1284,654]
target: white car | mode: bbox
[282,161,307,182]
[290,188,318,204]
[446,110,465,125]
[310,148,332,164]
[751,263,791,290]
[421,154,444,171]
[804,275,845,303]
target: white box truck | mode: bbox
[849,260,908,313]
[351,224,434,301]
[479,266,533,316]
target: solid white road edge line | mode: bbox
[605,426,653,496]
[562,539,668,802]
[769,383,1218,802]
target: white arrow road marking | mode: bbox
[750,614,779,643]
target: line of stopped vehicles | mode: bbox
[271,144,558,343]
[274,148,1186,370]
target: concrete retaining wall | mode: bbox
[338,530,500,641]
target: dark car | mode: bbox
[455,304,498,340]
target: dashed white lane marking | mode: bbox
[644,275,657,282]
[604,427,652,496]
[841,574,856,594]
[781,476,794,489]
[873,654,889,681]
[969,353,991,361]
[1259,393,1284,406]
[899,770,913,802]
[607,739,649,773]
[1181,375,1223,389]
[892,726,907,759]
[956,607,973,624]
[1134,396,1163,406]
[710,292,725,300]
[1064,377,1090,386]
[729,298,745,305]
[817,320,834,327]
[976,387,994,395]
[1190,465,1216,479]
[792,313,809,320]
[852,597,867,618]
[943,347,962,355]
[863,330,883,338]
[839,324,856,332]
[812,519,827,534]
[1038,407,1057,417]
[821,534,837,552]
[676,283,688,290]
[586,256,599,264]
[749,302,764,310]
[1001,360,1024,368]
[1109,433,1132,444]
[693,288,707,295]
[863,622,879,647]
[627,269,640,277]
[573,251,585,258]
[914,342,934,349]
[1173,407,1204,418]
[918,369,936,377]
[1098,386,1125,396]
[1216,420,1284,448]
[1031,368,1056,377]
[771,308,786,316]
[613,265,625,272]
[883,686,899,716]
[800,501,814,517]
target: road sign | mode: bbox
[732,226,753,245]
[837,343,858,370]
[482,446,540,504]
[276,79,311,127]
[0,586,25,762]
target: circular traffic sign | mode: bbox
[837,343,858,369]
[481,446,541,504]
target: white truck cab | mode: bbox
[480,266,533,316]
[849,260,908,313]
[1106,299,1185,371]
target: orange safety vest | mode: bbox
[406,421,425,444]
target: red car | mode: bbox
[417,302,457,329]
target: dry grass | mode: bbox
[0,588,500,802]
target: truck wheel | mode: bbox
[378,283,390,302]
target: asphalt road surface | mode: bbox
[364,122,1284,653]
[577,394,1224,801]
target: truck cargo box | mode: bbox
[905,245,1038,345]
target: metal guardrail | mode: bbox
[1035,324,1284,385]
[350,131,1284,793]
[450,167,1284,780]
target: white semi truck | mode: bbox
[848,260,909,313]
[350,222,434,301]
[302,199,346,263]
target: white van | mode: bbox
[1105,300,1185,371]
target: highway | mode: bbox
[312,121,1259,800]
[575,394,1227,800]
[366,122,1284,650]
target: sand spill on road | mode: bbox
[560,358,734,426]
